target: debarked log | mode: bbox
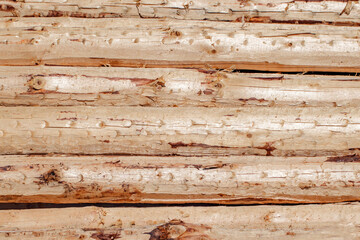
[0,0,360,25]
[1,106,360,156]
[0,155,359,204]
[0,18,360,72]
[1,204,360,239]
[1,66,360,107]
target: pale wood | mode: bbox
[1,106,360,156]
[0,155,360,204]
[1,204,360,239]
[0,18,360,72]
[2,66,360,107]
[1,0,360,24]
[0,0,359,235]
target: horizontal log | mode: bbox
[0,105,359,156]
[1,66,360,107]
[0,155,360,204]
[0,18,360,72]
[1,204,360,239]
[1,106,360,156]
[1,0,360,25]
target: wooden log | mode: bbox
[1,204,360,239]
[1,66,360,107]
[0,18,360,72]
[1,106,360,156]
[0,0,359,235]
[0,155,360,204]
[1,0,360,24]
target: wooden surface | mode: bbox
[0,18,360,72]
[1,0,360,24]
[2,66,360,107]
[1,203,360,239]
[2,106,360,156]
[1,0,360,238]
[0,155,360,204]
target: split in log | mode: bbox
[0,155,360,204]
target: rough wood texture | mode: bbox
[1,0,360,236]
[0,18,360,72]
[1,155,360,204]
[1,106,360,156]
[2,66,360,107]
[1,0,360,24]
[1,204,360,239]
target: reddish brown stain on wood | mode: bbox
[203,89,214,95]
[105,160,230,171]
[48,73,75,78]
[0,165,14,172]
[326,154,360,162]
[35,10,122,18]
[197,69,217,74]
[168,142,230,149]
[1,193,360,204]
[57,117,78,121]
[38,169,62,185]
[62,183,142,201]
[202,163,231,170]
[0,58,357,73]
[0,4,16,13]
[332,79,360,81]
[252,76,285,81]
[90,231,121,240]
[238,97,267,103]
[23,89,60,95]
[100,91,120,94]
[235,16,360,27]
[257,143,276,156]
[298,182,316,190]
[147,219,213,240]
[286,231,296,236]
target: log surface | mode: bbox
[1,0,360,24]
[1,106,360,156]
[0,18,359,72]
[1,204,360,239]
[1,0,360,236]
[0,155,360,204]
[2,66,360,107]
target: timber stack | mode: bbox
[1,0,360,239]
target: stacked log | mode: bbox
[0,0,360,238]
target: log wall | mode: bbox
[0,0,359,238]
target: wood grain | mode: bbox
[1,0,360,25]
[1,106,360,156]
[0,18,359,72]
[1,204,360,239]
[0,155,360,204]
[0,1,359,236]
[2,66,360,107]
